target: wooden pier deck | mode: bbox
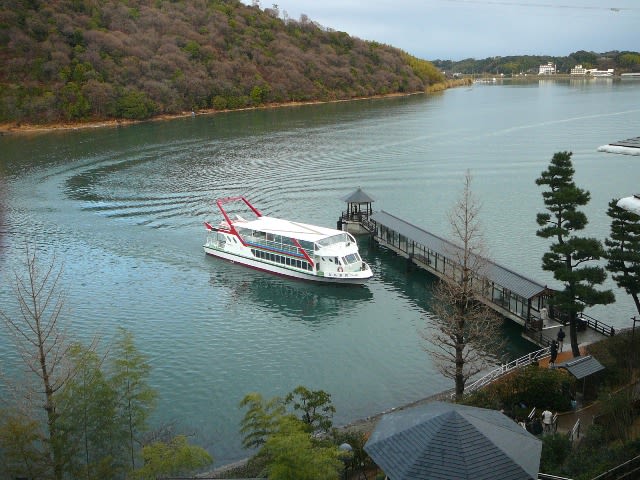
[350,208,615,348]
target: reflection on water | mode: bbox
[208,265,374,321]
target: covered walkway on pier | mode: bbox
[369,210,554,329]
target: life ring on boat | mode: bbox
[337,267,343,273]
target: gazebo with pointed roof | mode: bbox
[338,188,375,234]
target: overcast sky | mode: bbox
[243,0,640,61]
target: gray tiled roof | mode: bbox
[370,210,548,300]
[555,355,605,380]
[364,401,541,480]
[610,136,640,148]
[341,187,375,203]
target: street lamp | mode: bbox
[338,443,353,479]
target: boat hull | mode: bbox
[204,245,371,285]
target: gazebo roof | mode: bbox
[364,401,541,480]
[341,187,375,204]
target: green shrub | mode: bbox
[540,433,572,473]
[464,365,573,413]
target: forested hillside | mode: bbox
[0,0,444,125]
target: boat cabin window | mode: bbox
[250,249,312,271]
[299,240,314,252]
[316,233,349,248]
[343,253,359,264]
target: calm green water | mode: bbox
[1,78,639,465]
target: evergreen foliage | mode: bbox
[130,435,212,480]
[284,385,336,435]
[0,409,49,480]
[535,151,614,357]
[260,416,343,480]
[238,392,287,450]
[464,364,573,413]
[605,198,640,316]
[110,327,158,471]
[539,433,572,474]
[0,249,205,479]
[0,0,444,125]
[56,343,122,479]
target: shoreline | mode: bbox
[0,92,426,136]
[0,79,472,136]
[206,388,453,477]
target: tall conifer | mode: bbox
[605,199,640,316]
[110,328,157,471]
[535,151,614,356]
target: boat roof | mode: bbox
[233,215,344,242]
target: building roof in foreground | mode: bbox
[597,136,640,156]
[364,401,541,480]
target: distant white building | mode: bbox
[538,62,556,75]
[570,64,587,75]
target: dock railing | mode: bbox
[522,326,556,347]
[464,347,550,395]
[578,312,615,336]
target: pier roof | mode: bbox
[371,210,549,300]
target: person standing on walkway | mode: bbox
[542,409,553,433]
[549,340,558,366]
[557,327,565,352]
[540,307,549,327]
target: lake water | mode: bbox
[1,77,639,465]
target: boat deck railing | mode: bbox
[243,236,305,257]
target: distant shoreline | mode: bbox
[0,92,422,136]
[0,80,471,136]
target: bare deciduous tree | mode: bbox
[423,171,505,400]
[0,246,72,480]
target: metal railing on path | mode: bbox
[465,347,551,395]
[578,312,616,337]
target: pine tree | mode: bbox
[605,199,640,316]
[535,151,614,356]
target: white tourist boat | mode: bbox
[204,196,373,284]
